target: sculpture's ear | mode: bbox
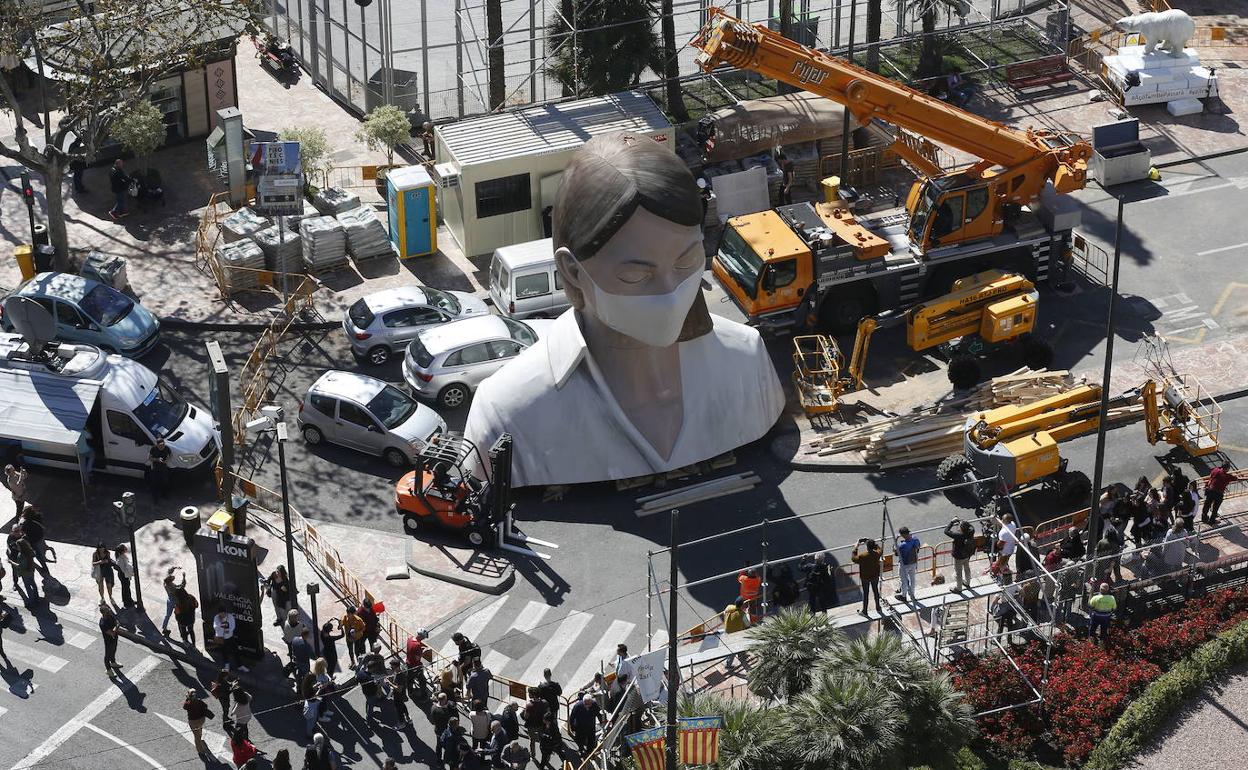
[554,247,586,310]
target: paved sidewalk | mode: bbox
[1134,661,1248,770]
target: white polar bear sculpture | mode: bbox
[1116,9,1196,56]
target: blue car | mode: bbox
[3,272,161,358]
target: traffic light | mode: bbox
[19,171,34,205]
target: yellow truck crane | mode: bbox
[691,8,1091,333]
[937,373,1220,510]
[792,269,1051,415]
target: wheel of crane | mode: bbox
[1021,334,1054,372]
[947,354,981,390]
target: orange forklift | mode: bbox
[394,434,557,558]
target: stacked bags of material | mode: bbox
[215,239,265,293]
[299,215,349,271]
[220,208,271,244]
[252,224,303,275]
[312,187,361,216]
[337,206,395,262]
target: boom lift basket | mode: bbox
[792,334,844,416]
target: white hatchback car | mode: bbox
[403,315,551,409]
[297,370,447,467]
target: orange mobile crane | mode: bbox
[691,8,1093,333]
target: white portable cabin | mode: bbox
[433,91,675,258]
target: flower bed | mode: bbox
[948,586,1248,765]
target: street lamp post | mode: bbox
[113,491,144,613]
[307,582,321,657]
[275,421,299,611]
[1084,188,1126,567]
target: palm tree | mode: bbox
[547,0,661,98]
[746,608,846,701]
[658,0,689,120]
[679,693,785,770]
[820,634,975,768]
[781,670,903,770]
[486,0,505,109]
[866,0,884,72]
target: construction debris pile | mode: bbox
[806,369,1144,469]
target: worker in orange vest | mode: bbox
[737,568,762,620]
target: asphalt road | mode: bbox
[15,149,1248,704]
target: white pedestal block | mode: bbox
[1104,45,1217,107]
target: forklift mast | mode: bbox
[487,433,514,526]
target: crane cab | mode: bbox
[905,173,1004,251]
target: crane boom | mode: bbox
[691,8,1091,202]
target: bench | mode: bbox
[1005,55,1075,90]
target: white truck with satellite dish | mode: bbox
[0,296,220,478]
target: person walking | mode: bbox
[536,710,566,770]
[1089,583,1116,644]
[465,658,492,706]
[994,513,1017,573]
[521,690,549,755]
[568,694,601,760]
[469,698,492,749]
[290,628,313,679]
[801,552,834,613]
[852,537,883,615]
[8,534,38,605]
[341,606,366,666]
[148,437,171,501]
[535,668,562,713]
[303,733,341,770]
[174,587,200,647]
[228,687,253,741]
[429,690,455,747]
[945,518,976,592]
[358,653,387,726]
[213,607,248,672]
[99,602,121,673]
[114,544,135,610]
[320,620,343,674]
[210,669,236,729]
[108,159,130,220]
[229,729,258,768]
[303,690,323,741]
[183,689,213,756]
[358,598,380,648]
[1203,462,1234,525]
[438,715,467,768]
[162,566,186,635]
[91,544,117,607]
[502,738,532,769]
[20,506,49,574]
[388,657,412,729]
[267,565,292,626]
[4,464,27,514]
[451,631,482,685]
[404,627,430,698]
[1161,519,1191,572]
[894,527,921,603]
[488,720,509,766]
[0,608,12,671]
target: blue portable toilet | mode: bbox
[386,165,437,258]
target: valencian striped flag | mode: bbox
[678,716,724,765]
[625,727,667,770]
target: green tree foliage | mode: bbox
[0,0,260,268]
[109,100,167,170]
[354,105,411,166]
[279,126,333,187]
[678,693,783,770]
[745,607,846,701]
[546,0,660,98]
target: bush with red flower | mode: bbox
[949,586,1248,765]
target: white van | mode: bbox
[487,238,570,320]
[0,333,220,478]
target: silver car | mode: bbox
[297,370,447,467]
[403,315,551,409]
[344,286,488,366]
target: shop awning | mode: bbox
[0,371,101,449]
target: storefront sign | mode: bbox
[193,531,264,660]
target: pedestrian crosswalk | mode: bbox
[429,595,658,692]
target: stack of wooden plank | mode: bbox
[634,472,760,517]
[806,369,1089,468]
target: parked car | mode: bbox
[297,370,447,467]
[487,238,570,320]
[2,272,160,357]
[403,315,551,409]
[344,286,489,366]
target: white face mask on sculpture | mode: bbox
[583,270,702,348]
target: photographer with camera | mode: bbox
[944,518,977,593]
[851,537,883,616]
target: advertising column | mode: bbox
[193,531,264,661]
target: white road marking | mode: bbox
[155,711,229,759]
[0,705,8,718]
[568,619,637,691]
[65,631,94,650]
[3,639,68,673]
[11,654,161,770]
[82,723,166,768]
[648,629,670,653]
[1196,242,1248,257]
[481,600,553,675]
[438,596,507,661]
[520,611,593,685]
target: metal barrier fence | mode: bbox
[194,192,235,295]
[232,279,317,447]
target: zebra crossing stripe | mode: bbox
[4,639,69,673]
[519,611,593,685]
[567,619,636,692]
[480,600,552,674]
[437,596,507,661]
